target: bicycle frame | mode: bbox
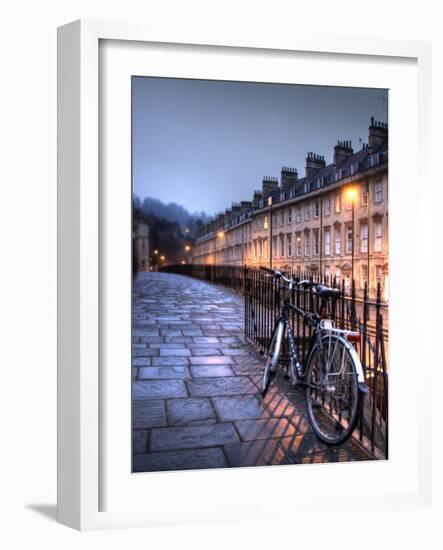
[269,294,367,390]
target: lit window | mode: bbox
[263,215,269,230]
[374,179,383,203]
[324,228,331,256]
[374,220,382,252]
[335,195,341,213]
[296,234,302,257]
[361,223,368,253]
[361,186,368,206]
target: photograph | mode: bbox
[131,76,389,473]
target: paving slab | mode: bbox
[166,398,217,426]
[150,423,239,452]
[133,380,187,400]
[133,447,227,472]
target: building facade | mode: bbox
[192,118,388,300]
[133,218,150,272]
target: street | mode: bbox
[132,272,371,471]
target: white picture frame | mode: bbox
[57,19,434,531]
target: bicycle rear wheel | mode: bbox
[262,320,285,396]
[305,334,359,445]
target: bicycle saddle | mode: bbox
[315,285,342,299]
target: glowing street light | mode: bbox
[160,255,165,261]
[217,231,224,239]
[181,260,186,265]
[153,249,159,255]
[185,245,191,252]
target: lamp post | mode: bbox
[346,188,357,285]
[268,196,273,269]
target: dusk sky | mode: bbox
[132,77,388,216]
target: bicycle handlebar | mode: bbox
[259,267,340,297]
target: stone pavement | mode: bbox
[132,272,371,472]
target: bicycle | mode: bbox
[260,267,368,445]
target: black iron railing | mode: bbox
[244,267,388,458]
[160,264,388,458]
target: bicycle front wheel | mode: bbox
[305,334,360,445]
[262,320,285,396]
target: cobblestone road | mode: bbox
[132,272,371,472]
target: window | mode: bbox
[325,197,331,216]
[304,205,310,221]
[280,211,284,226]
[335,229,341,255]
[360,223,368,253]
[258,239,263,258]
[296,233,302,257]
[272,236,277,259]
[279,234,285,257]
[335,194,341,213]
[263,215,269,230]
[287,234,292,257]
[374,179,383,203]
[287,209,292,224]
[361,265,368,289]
[313,230,319,256]
[346,227,353,253]
[304,231,310,257]
[361,186,368,206]
[374,220,382,252]
[324,266,331,284]
[253,240,257,259]
[296,207,302,223]
[263,238,268,259]
[345,197,353,210]
[272,213,277,228]
[375,266,383,291]
[313,201,320,218]
[324,228,331,256]
[258,217,263,231]
[335,267,341,284]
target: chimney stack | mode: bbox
[280,166,298,190]
[261,176,279,197]
[240,200,252,213]
[333,140,354,166]
[252,190,262,208]
[368,117,388,150]
[305,152,325,178]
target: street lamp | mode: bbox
[346,188,357,284]
[268,196,273,269]
[153,249,159,255]
[184,245,191,252]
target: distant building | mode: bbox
[192,117,388,301]
[133,218,150,272]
